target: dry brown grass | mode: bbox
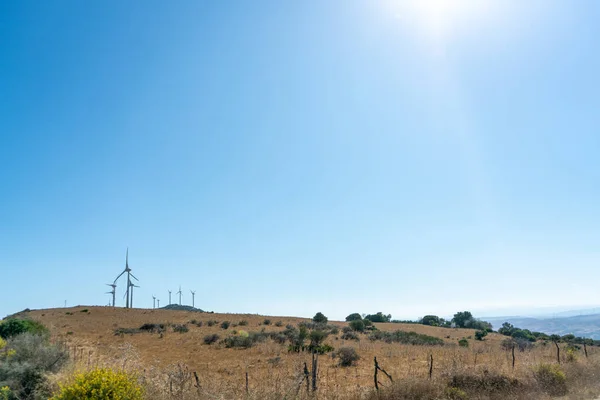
[22,306,600,399]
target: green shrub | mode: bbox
[458,339,469,348]
[475,330,487,341]
[207,320,217,327]
[203,334,219,345]
[263,319,271,326]
[334,347,360,366]
[349,320,365,332]
[534,364,567,396]
[223,331,268,349]
[275,321,283,327]
[312,312,328,324]
[172,324,188,333]
[220,321,231,330]
[368,330,444,346]
[0,319,48,339]
[51,368,143,400]
[139,323,165,333]
[79,309,88,313]
[238,320,248,326]
[0,333,68,399]
[341,331,359,341]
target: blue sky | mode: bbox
[1,1,599,320]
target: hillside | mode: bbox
[6,306,600,399]
[487,314,600,339]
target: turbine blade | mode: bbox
[130,273,139,281]
[114,270,126,282]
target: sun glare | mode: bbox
[387,0,503,44]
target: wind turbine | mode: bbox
[114,248,139,308]
[152,295,156,309]
[177,286,182,305]
[168,290,172,305]
[128,281,140,308]
[106,283,116,307]
[157,298,160,308]
[190,290,196,308]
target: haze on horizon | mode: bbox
[1,1,599,321]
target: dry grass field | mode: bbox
[17,306,600,399]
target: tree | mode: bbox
[421,315,441,326]
[452,311,473,328]
[345,313,362,322]
[364,312,391,323]
[498,322,514,336]
[312,312,328,324]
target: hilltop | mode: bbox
[5,306,600,399]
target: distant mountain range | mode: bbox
[485,312,600,339]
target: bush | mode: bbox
[341,331,359,341]
[220,321,231,330]
[534,364,567,396]
[51,368,143,400]
[335,347,360,366]
[458,339,469,348]
[139,323,165,333]
[263,319,271,326]
[172,324,188,333]
[0,333,68,400]
[238,320,248,326]
[475,330,487,341]
[0,319,48,339]
[275,321,283,327]
[369,330,444,346]
[223,331,268,349]
[349,320,365,332]
[207,320,217,327]
[345,313,362,322]
[312,313,328,324]
[203,334,219,345]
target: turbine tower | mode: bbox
[190,290,196,308]
[114,248,139,308]
[157,298,160,308]
[177,286,182,305]
[168,290,172,305]
[128,281,140,308]
[106,283,116,307]
[152,295,156,309]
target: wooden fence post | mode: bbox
[374,357,379,391]
[311,352,318,392]
[584,343,588,358]
[512,345,516,370]
[429,354,433,379]
[554,341,560,364]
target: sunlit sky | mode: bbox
[2,1,599,320]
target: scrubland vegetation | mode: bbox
[3,307,600,399]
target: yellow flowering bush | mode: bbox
[51,368,144,400]
[0,337,6,349]
[0,386,11,400]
